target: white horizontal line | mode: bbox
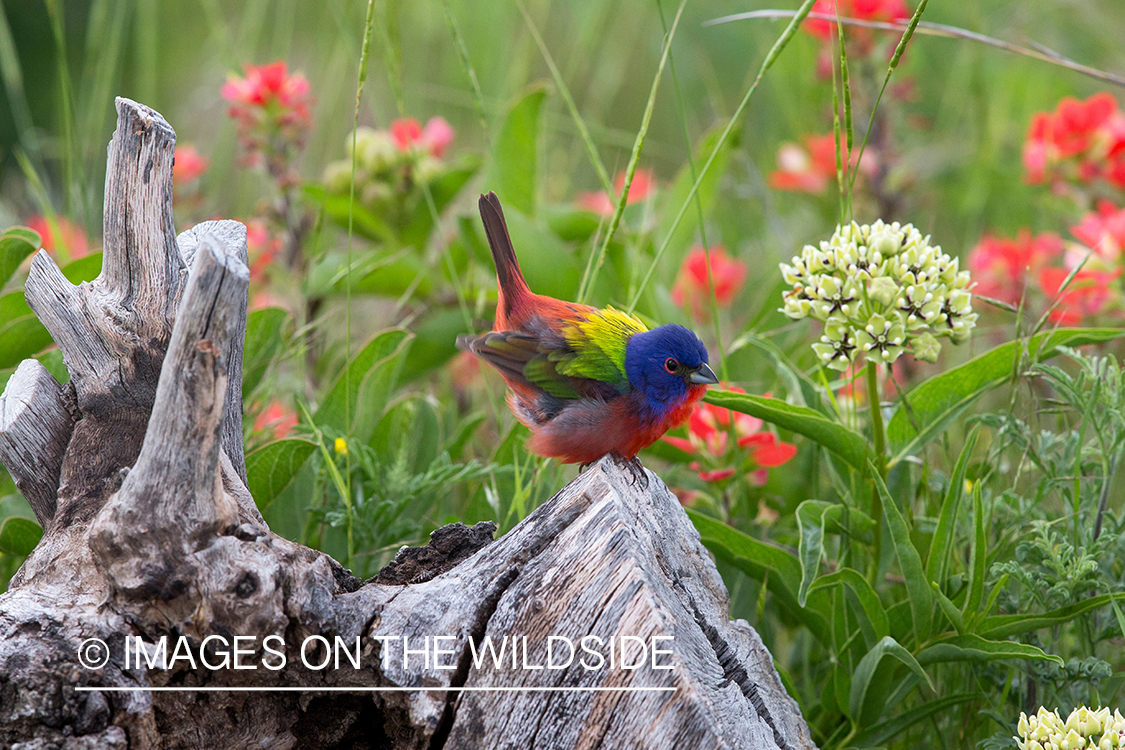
[76,686,676,693]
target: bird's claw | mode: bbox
[610,454,649,489]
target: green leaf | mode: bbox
[315,329,411,437]
[242,307,289,398]
[849,636,933,725]
[978,593,1125,639]
[964,482,986,618]
[0,516,42,556]
[887,328,1125,465]
[931,581,966,635]
[703,390,870,472]
[797,500,832,606]
[688,509,828,642]
[872,464,932,643]
[925,427,978,587]
[483,86,546,217]
[808,568,889,642]
[0,316,53,369]
[500,208,581,302]
[916,634,1063,666]
[400,308,469,384]
[62,252,103,283]
[850,693,976,748]
[305,183,394,243]
[0,226,39,289]
[245,439,317,511]
[403,158,481,249]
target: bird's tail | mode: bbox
[479,192,531,324]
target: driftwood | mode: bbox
[0,98,816,749]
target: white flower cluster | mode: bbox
[1015,706,1125,750]
[779,220,977,371]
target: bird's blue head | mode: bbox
[624,324,718,415]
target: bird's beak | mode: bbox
[687,363,719,385]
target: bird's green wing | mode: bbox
[553,306,647,392]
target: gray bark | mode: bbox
[0,98,816,750]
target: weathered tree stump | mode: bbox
[0,98,816,750]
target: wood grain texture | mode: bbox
[0,359,76,525]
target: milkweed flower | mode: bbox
[781,220,977,370]
[671,245,748,320]
[1014,706,1125,750]
[662,386,797,485]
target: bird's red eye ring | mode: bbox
[664,357,679,374]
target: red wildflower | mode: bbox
[25,215,89,261]
[253,400,298,439]
[172,145,209,186]
[768,133,874,194]
[671,245,748,320]
[1071,200,1125,262]
[576,169,655,217]
[390,116,456,159]
[1023,92,1125,188]
[662,386,797,485]
[245,219,283,281]
[1038,266,1120,325]
[967,231,1063,305]
[805,0,910,55]
[221,61,312,185]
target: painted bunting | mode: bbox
[457,192,718,474]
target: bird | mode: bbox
[457,192,718,481]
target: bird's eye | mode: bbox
[664,357,679,374]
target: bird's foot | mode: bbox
[610,453,649,489]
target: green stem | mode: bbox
[866,361,887,583]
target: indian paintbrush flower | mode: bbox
[671,245,748,321]
[781,220,977,370]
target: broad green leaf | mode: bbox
[797,500,832,606]
[872,464,932,642]
[501,209,581,302]
[688,509,828,642]
[542,204,600,243]
[304,184,394,243]
[0,316,53,369]
[401,308,470,384]
[0,516,42,556]
[483,86,546,217]
[809,568,889,642]
[62,252,103,283]
[402,157,481,249]
[727,332,827,414]
[850,693,976,748]
[849,636,933,725]
[887,328,1125,464]
[978,593,1125,639]
[242,307,289,398]
[916,634,1063,666]
[0,226,39,289]
[703,390,870,472]
[315,329,411,437]
[245,439,317,511]
[925,427,978,587]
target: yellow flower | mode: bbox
[334,437,348,456]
